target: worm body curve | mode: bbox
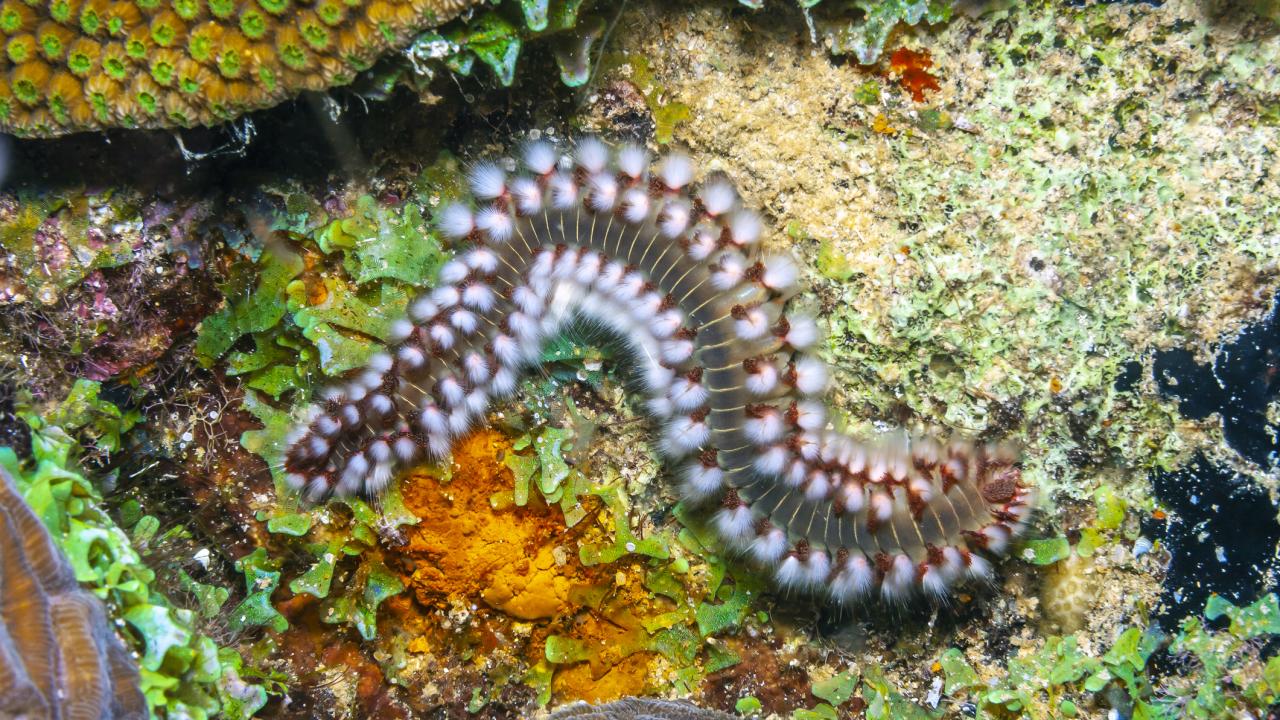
[282,138,1033,602]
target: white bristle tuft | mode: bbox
[658,199,691,238]
[523,141,557,175]
[734,305,770,340]
[616,144,649,178]
[669,376,708,411]
[511,177,544,216]
[681,460,723,500]
[393,437,419,463]
[464,352,490,384]
[784,314,818,349]
[432,285,460,308]
[753,445,788,475]
[793,356,829,395]
[710,251,747,291]
[437,203,474,239]
[439,377,465,408]
[548,172,579,209]
[493,334,521,367]
[750,528,788,565]
[658,153,694,190]
[388,319,415,342]
[660,338,694,365]
[408,296,439,323]
[462,283,496,312]
[439,259,469,284]
[468,163,507,199]
[793,400,825,431]
[475,206,513,242]
[700,179,736,216]
[587,173,619,211]
[368,395,393,418]
[466,247,499,274]
[490,367,518,397]
[367,463,394,493]
[465,388,488,415]
[575,137,609,173]
[745,359,779,396]
[761,253,799,291]
[881,553,916,601]
[448,407,471,435]
[512,285,545,316]
[714,504,755,543]
[650,309,683,339]
[830,554,874,601]
[664,413,709,455]
[316,416,341,437]
[451,308,478,334]
[620,188,651,224]
[727,209,762,246]
[744,407,784,445]
[428,323,454,350]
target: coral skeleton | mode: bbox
[0,465,147,719]
[282,139,1033,603]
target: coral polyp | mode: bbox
[281,138,1034,603]
[0,465,147,720]
[0,0,480,136]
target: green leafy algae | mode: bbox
[936,594,1280,719]
[1,405,267,720]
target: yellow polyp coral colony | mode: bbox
[0,0,479,136]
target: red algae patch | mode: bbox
[888,47,940,102]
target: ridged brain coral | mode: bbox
[282,138,1034,604]
[0,0,478,136]
[0,464,147,719]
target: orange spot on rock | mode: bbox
[871,113,897,135]
[889,47,940,102]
